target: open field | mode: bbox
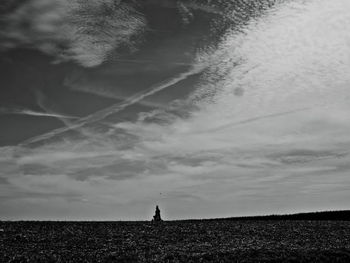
[1,215,350,262]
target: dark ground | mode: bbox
[1,213,350,262]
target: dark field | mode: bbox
[1,217,350,263]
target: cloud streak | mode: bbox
[0,107,78,119]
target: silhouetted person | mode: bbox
[152,205,162,222]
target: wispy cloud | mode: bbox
[0,0,146,67]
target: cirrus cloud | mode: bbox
[0,0,146,67]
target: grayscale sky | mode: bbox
[0,0,349,220]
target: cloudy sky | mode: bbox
[0,0,350,220]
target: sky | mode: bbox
[0,0,350,220]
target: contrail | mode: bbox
[70,85,170,110]
[200,107,312,133]
[0,108,78,119]
[20,65,206,146]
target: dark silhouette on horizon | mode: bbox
[152,205,162,222]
